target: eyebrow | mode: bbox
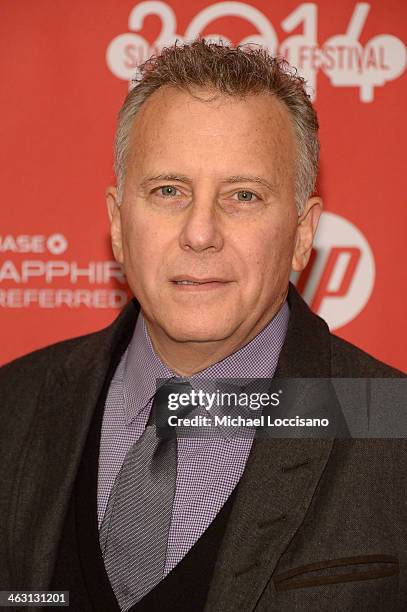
[221,175,279,195]
[140,173,279,195]
[140,174,193,189]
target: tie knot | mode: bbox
[149,379,194,434]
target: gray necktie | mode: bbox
[99,379,192,611]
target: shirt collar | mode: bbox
[122,301,290,426]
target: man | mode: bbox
[0,40,406,611]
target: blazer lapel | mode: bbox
[10,301,139,590]
[205,285,335,612]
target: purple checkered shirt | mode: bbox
[98,301,289,574]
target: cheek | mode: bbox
[241,221,295,279]
[121,213,161,280]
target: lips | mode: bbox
[175,280,204,285]
[171,275,227,285]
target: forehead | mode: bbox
[126,85,297,183]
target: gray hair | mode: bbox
[114,39,319,214]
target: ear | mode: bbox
[291,196,322,272]
[106,186,124,264]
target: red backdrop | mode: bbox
[1,0,406,370]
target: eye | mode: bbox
[233,190,258,202]
[158,185,180,197]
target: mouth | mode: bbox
[171,276,231,290]
[174,280,207,285]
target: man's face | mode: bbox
[108,86,320,352]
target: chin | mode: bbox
[162,318,236,344]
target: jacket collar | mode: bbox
[276,283,332,378]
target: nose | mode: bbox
[179,194,224,253]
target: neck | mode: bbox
[143,294,287,376]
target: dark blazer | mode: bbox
[1,285,406,611]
